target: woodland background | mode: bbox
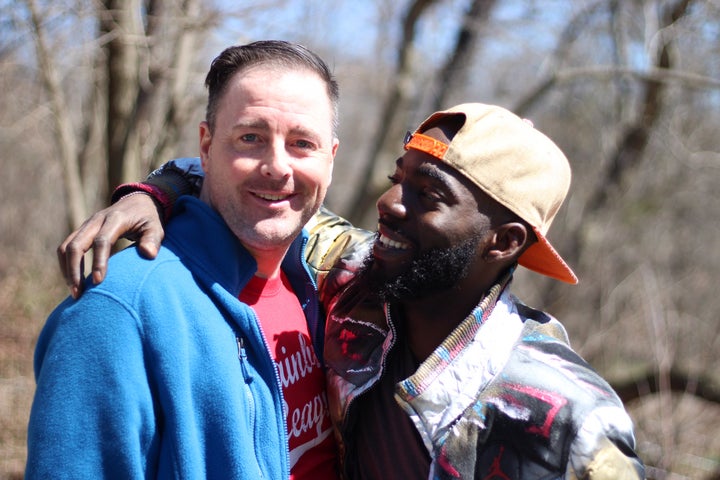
[1,0,719,478]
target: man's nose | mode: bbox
[260,143,293,179]
[376,183,406,219]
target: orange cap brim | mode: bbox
[518,227,578,284]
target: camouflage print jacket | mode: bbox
[307,209,646,480]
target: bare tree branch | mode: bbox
[25,0,87,230]
[430,0,497,111]
[346,0,439,224]
[585,0,693,213]
[535,0,695,314]
[513,64,720,116]
[613,367,720,405]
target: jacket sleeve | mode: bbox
[303,206,374,308]
[26,293,158,479]
[111,157,205,221]
[567,409,646,479]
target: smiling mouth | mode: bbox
[378,233,411,250]
[254,192,292,201]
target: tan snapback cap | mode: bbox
[404,103,578,284]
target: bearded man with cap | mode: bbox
[56,104,645,479]
[318,104,644,479]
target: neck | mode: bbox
[239,239,292,279]
[249,248,289,279]
[397,290,476,362]
[397,271,509,362]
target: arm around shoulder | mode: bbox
[57,157,200,297]
[113,157,204,220]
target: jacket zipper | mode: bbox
[340,302,397,475]
[236,336,253,383]
[236,232,319,477]
[235,334,264,478]
[250,308,291,477]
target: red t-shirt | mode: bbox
[240,273,338,480]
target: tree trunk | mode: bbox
[430,0,496,111]
[346,0,439,226]
[101,0,144,196]
[26,0,87,230]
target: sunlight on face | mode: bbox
[199,66,338,265]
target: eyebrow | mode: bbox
[397,157,454,187]
[232,119,270,130]
[231,120,323,142]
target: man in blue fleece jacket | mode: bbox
[27,41,340,479]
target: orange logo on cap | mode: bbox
[404,132,449,160]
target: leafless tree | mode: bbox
[346,0,440,225]
[21,0,218,231]
[346,0,500,227]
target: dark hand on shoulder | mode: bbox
[57,192,165,299]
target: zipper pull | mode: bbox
[236,336,254,383]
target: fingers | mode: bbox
[121,192,164,259]
[136,227,163,260]
[57,214,108,299]
[88,221,120,286]
[56,192,165,299]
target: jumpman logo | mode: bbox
[481,445,511,480]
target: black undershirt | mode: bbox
[349,333,431,479]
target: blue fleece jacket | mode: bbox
[26,196,323,479]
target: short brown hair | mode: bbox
[204,40,339,134]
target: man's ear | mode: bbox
[483,223,529,263]
[327,137,339,184]
[199,121,212,171]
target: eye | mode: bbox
[387,164,403,185]
[240,133,259,143]
[420,188,443,202]
[294,139,316,150]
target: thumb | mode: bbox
[136,232,163,259]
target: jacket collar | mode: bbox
[164,195,311,298]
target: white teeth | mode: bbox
[256,193,289,201]
[378,233,410,250]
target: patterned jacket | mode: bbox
[308,209,645,480]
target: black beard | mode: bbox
[358,235,481,302]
